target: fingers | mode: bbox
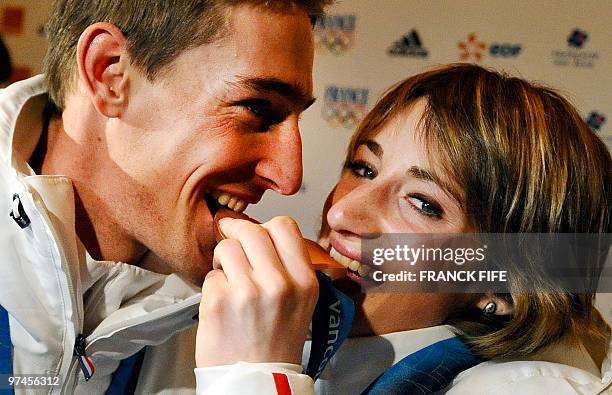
[261,216,318,291]
[199,268,227,318]
[197,215,319,368]
[213,238,253,284]
[217,218,285,276]
[216,215,318,299]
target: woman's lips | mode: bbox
[328,238,370,278]
[329,237,361,262]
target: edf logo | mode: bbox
[458,33,521,61]
[568,29,588,48]
[490,43,522,57]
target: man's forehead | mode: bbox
[223,2,312,33]
[188,4,315,107]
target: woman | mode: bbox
[195,64,611,394]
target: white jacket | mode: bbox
[199,323,612,394]
[0,75,315,394]
[0,75,205,394]
[448,338,612,394]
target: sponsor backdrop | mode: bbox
[1,1,610,317]
[248,0,612,321]
[250,0,611,236]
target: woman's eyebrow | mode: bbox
[406,166,463,206]
[363,140,383,158]
[406,166,437,183]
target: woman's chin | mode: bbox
[332,275,363,297]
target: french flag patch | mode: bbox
[272,373,292,395]
[78,355,95,381]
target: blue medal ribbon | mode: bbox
[303,272,482,392]
[361,336,484,394]
[306,272,355,379]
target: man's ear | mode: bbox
[76,22,130,118]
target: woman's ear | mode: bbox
[476,293,514,317]
[76,22,130,118]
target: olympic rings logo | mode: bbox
[314,30,355,54]
[322,104,367,129]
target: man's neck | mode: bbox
[28,103,54,175]
[34,111,147,265]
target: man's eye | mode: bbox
[239,99,271,117]
[407,195,442,218]
[347,160,377,179]
[236,99,286,132]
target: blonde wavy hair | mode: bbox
[346,63,611,360]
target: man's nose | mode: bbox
[255,119,303,195]
[326,183,380,236]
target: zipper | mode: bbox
[66,294,200,387]
[19,185,86,393]
[84,294,201,355]
[21,185,199,389]
[73,334,95,381]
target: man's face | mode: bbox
[102,5,315,283]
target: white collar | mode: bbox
[450,337,612,394]
[2,75,201,336]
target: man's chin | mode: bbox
[138,249,212,286]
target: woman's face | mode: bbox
[323,99,475,336]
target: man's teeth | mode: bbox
[329,247,370,277]
[209,191,247,213]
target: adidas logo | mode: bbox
[388,30,428,57]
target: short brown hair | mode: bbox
[43,0,332,110]
[347,63,611,359]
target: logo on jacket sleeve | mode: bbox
[388,30,428,58]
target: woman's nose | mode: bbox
[326,183,382,236]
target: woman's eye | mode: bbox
[407,195,442,218]
[347,160,377,179]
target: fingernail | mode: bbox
[217,217,232,229]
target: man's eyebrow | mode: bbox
[234,76,316,110]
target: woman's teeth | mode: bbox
[209,190,247,213]
[329,247,370,277]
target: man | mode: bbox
[0,0,330,393]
